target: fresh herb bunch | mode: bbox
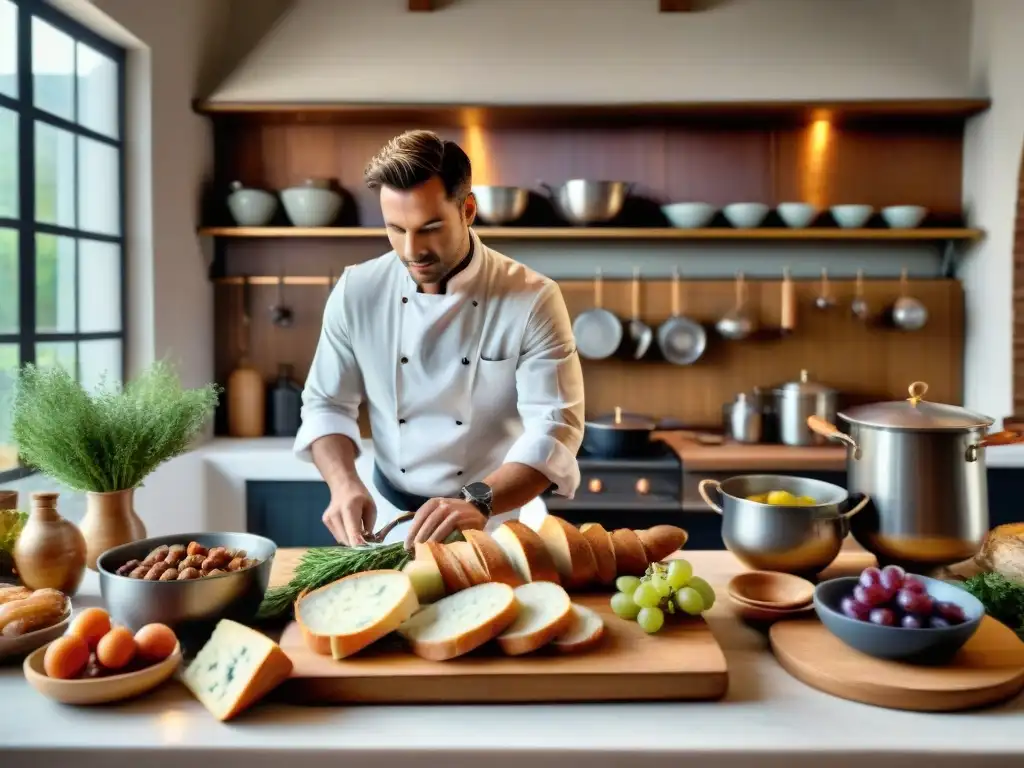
[962,572,1024,640]
[257,543,412,621]
[11,361,220,492]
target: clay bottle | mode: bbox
[13,492,87,595]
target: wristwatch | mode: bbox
[460,481,494,518]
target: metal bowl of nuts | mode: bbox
[95,532,277,632]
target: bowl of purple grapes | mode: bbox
[813,565,985,663]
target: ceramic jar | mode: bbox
[13,492,87,595]
[78,488,147,571]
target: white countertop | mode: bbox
[2,553,1021,768]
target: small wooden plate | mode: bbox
[0,599,73,662]
[728,571,814,610]
[23,641,182,705]
[728,594,815,623]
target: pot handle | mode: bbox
[698,479,723,514]
[840,493,870,520]
[806,415,861,459]
[966,430,1024,462]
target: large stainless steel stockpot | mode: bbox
[772,369,837,446]
[808,381,1024,569]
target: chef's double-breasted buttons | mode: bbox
[461,357,470,365]
[456,420,463,426]
[401,356,408,364]
[399,418,406,424]
[402,297,408,304]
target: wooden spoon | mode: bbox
[727,570,815,610]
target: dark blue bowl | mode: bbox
[813,574,985,664]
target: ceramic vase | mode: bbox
[13,492,87,595]
[79,488,147,571]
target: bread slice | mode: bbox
[636,525,689,563]
[536,516,598,588]
[552,603,605,654]
[402,558,446,603]
[463,529,524,587]
[182,619,294,721]
[295,570,419,659]
[610,528,649,577]
[492,521,561,584]
[579,522,617,585]
[398,582,518,661]
[497,581,574,656]
[423,541,472,594]
[447,541,489,586]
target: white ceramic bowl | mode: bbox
[776,202,818,229]
[830,204,874,228]
[881,205,928,228]
[226,183,278,226]
[280,186,343,227]
[723,203,770,228]
[662,202,717,229]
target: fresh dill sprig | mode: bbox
[962,571,1024,640]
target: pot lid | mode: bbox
[587,406,657,430]
[773,369,836,396]
[838,381,994,431]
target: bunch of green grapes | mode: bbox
[610,560,716,634]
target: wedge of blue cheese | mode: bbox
[182,619,293,721]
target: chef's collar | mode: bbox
[414,229,479,295]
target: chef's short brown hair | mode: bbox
[364,130,472,204]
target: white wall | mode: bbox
[210,0,974,104]
[962,0,1024,421]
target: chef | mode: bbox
[294,130,585,549]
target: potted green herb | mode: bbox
[11,361,220,570]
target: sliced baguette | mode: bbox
[552,603,605,654]
[464,529,524,587]
[447,541,490,586]
[579,522,617,585]
[497,581,574,656]
[423,541,472,594]
[402,558,446,603]
[294,570,419,659]
[636,525,689,563]
[398,582,518,661]
[492,521,561,584]
[536,516,598,589]
[610,528,649,577]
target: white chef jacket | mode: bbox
[293,229,585,503]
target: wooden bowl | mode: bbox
[727,570,815,610]
[0,598,73,661]
[728,594,815,623]
[23,641,182,705]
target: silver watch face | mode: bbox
[463,482,492,503]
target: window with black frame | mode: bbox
[0,0,126,481]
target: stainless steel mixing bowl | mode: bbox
[542,179,632,224]
[96,531,277,631]
[698,474,869,576]
[472,185,529,224]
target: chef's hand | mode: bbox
[322,481,377,546]
[405,498,487,549]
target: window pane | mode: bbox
[77,136,119,235]
[77,43,118,139]
[36,341,76,376]
[35,122,76,228]
[78,240,120,333]
[0,1,16,98]
[32,17,75,121]
[0,107,15,218]
[80,338,120,392]
[0,228,16,334]
[0,342,18,472]
[35,234,75,333]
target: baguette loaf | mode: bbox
[552,602,605,654]
[295,570,419,658]
[398,582,518,661]
[447,541,490,586]
[492,521,561,584]
[497,581,574,656]
[402,558,446,603]
[463,529,524,587]
[536,516,598,589]
[579,522,617,585]
[636,525,688,563]
[610,528,649,577]
[423,541,472,593]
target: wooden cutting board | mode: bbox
[770,617,1024,711]
[276,592,728,704]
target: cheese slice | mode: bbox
[463,530,523,587]
[552,603,605,654]
[579,523,617,585]
[496,581,574,656]
[536,516,598,588]
[492,521,561,584]
[295,570,419,659]
[398,582,518,661]
[182,619,293,722]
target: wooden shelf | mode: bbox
[192,99,991,128]
[198,226,985,242]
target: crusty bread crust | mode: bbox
[552,603,606,654]
[636,525,689,563]
[497,582,574,656]
[537,517,598,588]
[494,521,561,584]
[610,528,649,577]
[579,522,617,585]
[464,529,524,587]
[447,541,490,585]
[401,583,519,661]
[426,541,472,593]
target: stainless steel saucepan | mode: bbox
[540,179,632,225]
